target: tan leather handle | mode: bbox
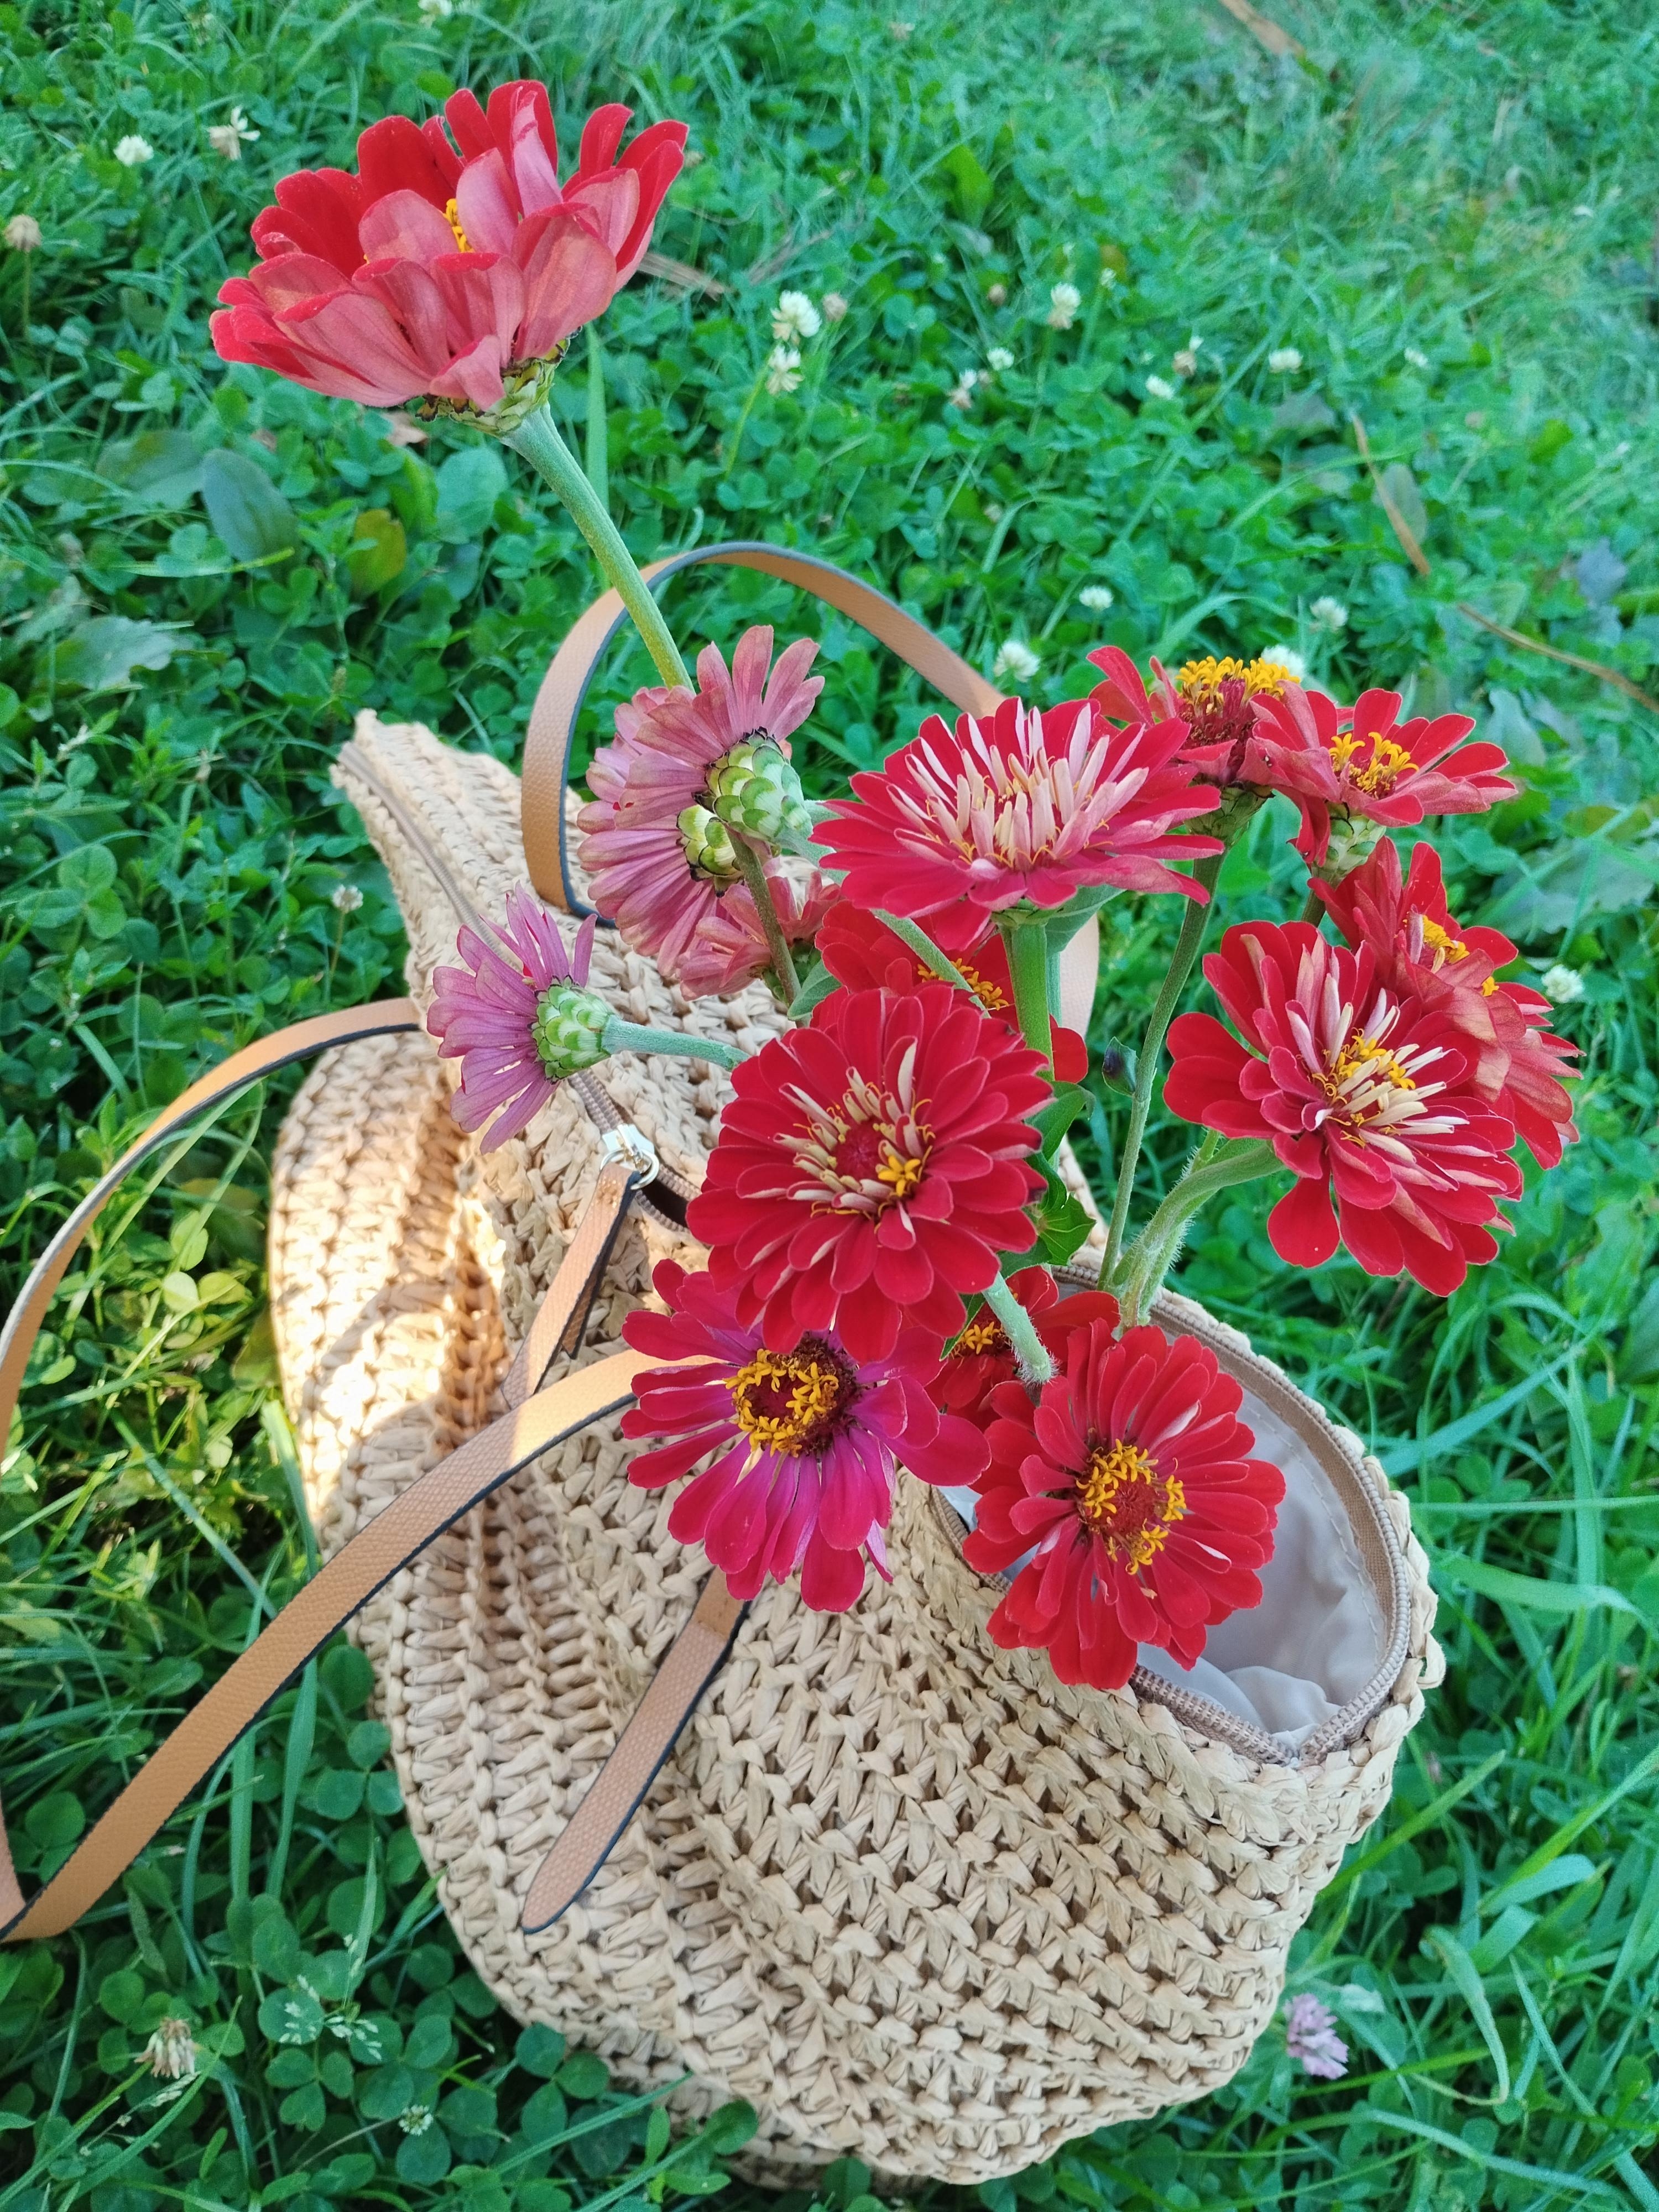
[520,1568,747,1931]
[521,540,1005,910]
[0,1009,654,1942]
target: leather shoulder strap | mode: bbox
[0,1009,653,1942]
[521,540,1005,911]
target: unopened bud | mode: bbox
[531,984,611,1077]
[677,802,741,881]
[706,739,812,846]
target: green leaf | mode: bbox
[24,1792,85,1850]
[1440,1554,1641,1619]
[1030,1169,1095,1269]
[55,615,186,690]
[348,507,408,594]
[517,2023,567,2077]
[346,1719,393,1771]
[555,2050,609,2100]
[258,1986,325,2046]
[251,1911,301,1983]
[356,2060,416,2121]
[942,143,993,224]
[396,2122,452,2185]
[701,2099,758,2154]
[434,445,507,542]
[200,447,299,560]
[97,1969,145,2023]
[99,427,204,505]
[278,2080,328,2131]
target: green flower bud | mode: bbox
[705,739,812,847]
[677,803,741,881]
[531,984,611,1077]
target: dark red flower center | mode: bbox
[727,1337,854,1458]
[1076,1438,1186,1572]
[790,1070,933,1215]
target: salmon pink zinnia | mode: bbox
[811,693,1222,925]
[211,85,685,416]
[622,1262,988,1611]
[687,984,1050,1364]
[964,1318,1284,1691]
[1165,920,1524,1293]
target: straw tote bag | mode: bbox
[0,544,1442,2189]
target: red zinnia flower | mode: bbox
[623,1263,987,1611]
[932,1270,1120,1423]
[1316,839,1577,1168]
[1087,646,1327,795]
[963,1318,1284,1691]
[212,85,685,414]
[817,902,1088,1079]
[1250,686,1516,867]
[1165,920,1524,1293]
[686,985,1050,1364]
[812,694,1221,925]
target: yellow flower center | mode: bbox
[1325,1029,1417,1101]
[1419,916,1468,962]
[1328,731,1415,796]
[911,954,1008,1015]
[444,198,471,253]
[728,1342,851,1462]
[953,1316,1004,1357]
[1077,1439,1187,1573]
[1176,655,1291,706]
[788,1067,935,1218]
[878,1150,925,1198]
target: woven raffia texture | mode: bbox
[270,717,1441,2184]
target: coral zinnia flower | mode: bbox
[687,985,1050,1364]
[812,694,1222,925]
[932,1270,1120,1422]
[1316,839,1577,1169]
[211,86,685,415]
[1165,920,1524,1293]
[426,889,599,1150]
[1250,686,1516,868]
[963,1318,1283,1691]
[577,626,830,996]
[623,1262,988,1611]
[1087,646,1321,793]
[817,902,1088,1079]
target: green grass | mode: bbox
[3,0,1659,2205]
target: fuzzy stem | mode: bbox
[1101,851,1224,1285]
[1113,1138,1277,1327]
[585,327,609,515]
[999,915,1053,1058]
[1298,882,1326,926]
[873,910,975,993]
[600,1016,743,1071]
[979,1270,1055,1389]
[730,834,799,1001]
[504,405,688,690]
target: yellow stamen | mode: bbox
[444,198,471,253]
[953,1317,1004,1357]
[728,1346,846,1462]
[1077,1440,1187,1573]
[1329,730,1415,796]
[1176,654,1291,704]
[1326,1030,1416,1098]
[877,1150,925,1198]
[1420,916,1468,962]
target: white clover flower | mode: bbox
[1539,964,1585,1005]
[1144,374,1176,401]
[1046,281,1082,330]
[1172,348,1198,377]
[987,281,1008,307]
[206,106,259,160]
[418,0,453,15]
[140,2018,199,2081]
[765,344,802,395]
[945,369,979,410]
[820,291,848,324]
[1079,583,1115,612]
[889,18,914,36]
[985,345,1014,373]
[772,290,822,342]
[1098,265,1118,289]
[1263,643,1308,682]
[1309,595,1349,632]
[114,135,155,168]
[399,2105,435,2136]
[1267,345,1302,373]
[331,883,364,913]
[1404,346,1430,369]
[5,213,41,252]
[993,639,1041,685]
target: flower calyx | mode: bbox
[530,982,612,1077]
[705,735,813,847]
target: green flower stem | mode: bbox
[873,910,975,993]
[504,404,688,690]
[979,1269,1056,1389]
[729,833,800,1002]
[1113,1137,1277,1327]
[1299,883,1326,926]
[1101,851,1224,1286]
[599,1016,743,1071]
[999,914,1053,1059]
[585,327,609,515]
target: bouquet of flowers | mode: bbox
[215,79,1578,1699]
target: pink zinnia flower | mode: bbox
[1316,839,1577,1168]
[1165,920,1524,1294]
[577,625,830,997]
[426,889,598,1150]
[1285,1994,1349,2080]
[622,1262,989,1611]
[211,85,685,413]
[811,693,1222,926]
[963,1318,1284,1691]
[686,985,1049,1365]
[1249,685,1516,867]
